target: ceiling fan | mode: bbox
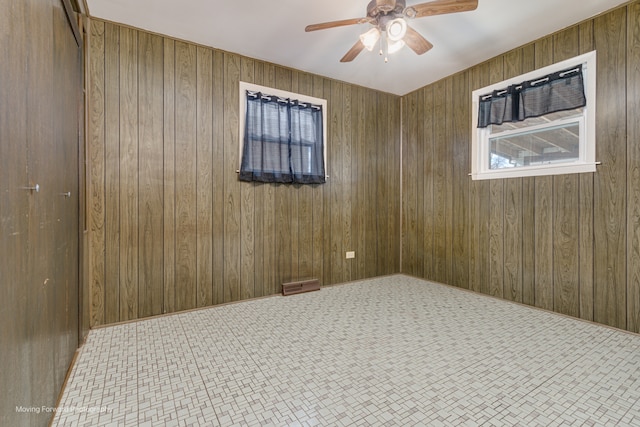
[305,0,478,62]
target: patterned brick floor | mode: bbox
[53,275,640,426]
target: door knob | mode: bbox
[22,184,40,193]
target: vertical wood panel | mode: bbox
[240,57,255,299]
[503,48,522,79]
[444,78,454,284]
[273,68,293,287]
[223,52,241,302]
[211,49,225,304]
[380,93,391,276]
[594,8,627,329]
[104,22,120,323]
[403,93,418,274]
[578,20,595,322]
[138,32,164,318]
[376,92,389,275]
[252,62,266,296]
[452,71,470,289]
[298,72,314,280]
[323,79,333,284]
[433,80,448,283]
[387,94,401,274]
[197,46,214,307]
[88,20,105,326]
[553,28,581,317]
[503,49,524,302]
[533,37,554,311]
[330,81,345,283]
[289,72,300,281]
[469,62,490,294]
[553,175,580,317]
[118,27,139,321]
[522,175,536,306]
[488,57,504,298]
[414,90,425,278]
[504,178,523,302]
[378,93,387,275]
[489,177,504,298]
[343,83,354,279]
[364,89,378,277]
[628,2,640,333]
[521,43,537,307]
[326,77,337,283]
[534,173,554,310]
[263,64,278,294]
[352,86,365,280]
[163,38,176,313]
[422,87,435,279]
[311,74,325,286]
[174,41,197,311]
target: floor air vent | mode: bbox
[282,279,320,296]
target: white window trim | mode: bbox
[238,81,328,179]
[470,50,597,180]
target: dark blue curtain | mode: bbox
[240,91,326,184]
[477,64,586,128]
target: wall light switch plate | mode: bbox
[346,251,355,259]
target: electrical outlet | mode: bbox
[346,251,355,259]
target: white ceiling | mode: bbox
[85,0,626,96]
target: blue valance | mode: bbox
[478,64,586,128]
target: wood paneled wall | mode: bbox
[88,20,401,326]
[402,1,640,333]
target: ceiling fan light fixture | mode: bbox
[386,18,407,42]
[308,0,471,63]
[359,27,381,51]
[387,39,405,54]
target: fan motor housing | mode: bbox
[369,0,406,17]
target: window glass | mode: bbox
[239,82,327,184]
[471,51,597,180]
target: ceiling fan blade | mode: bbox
[403,26,433,55]
[340,40,366,62]
[305,18,369,32]
[408,0,478,18]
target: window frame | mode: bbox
[238,81,328,180]
[470,50,597,180]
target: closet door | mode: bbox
[0,0,81,425]
[51,0,81,397]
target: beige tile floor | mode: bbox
[53,275,640,426]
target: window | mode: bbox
[471,51,597,180]
[238,82,327,184]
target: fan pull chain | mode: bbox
[380,32,389,63]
